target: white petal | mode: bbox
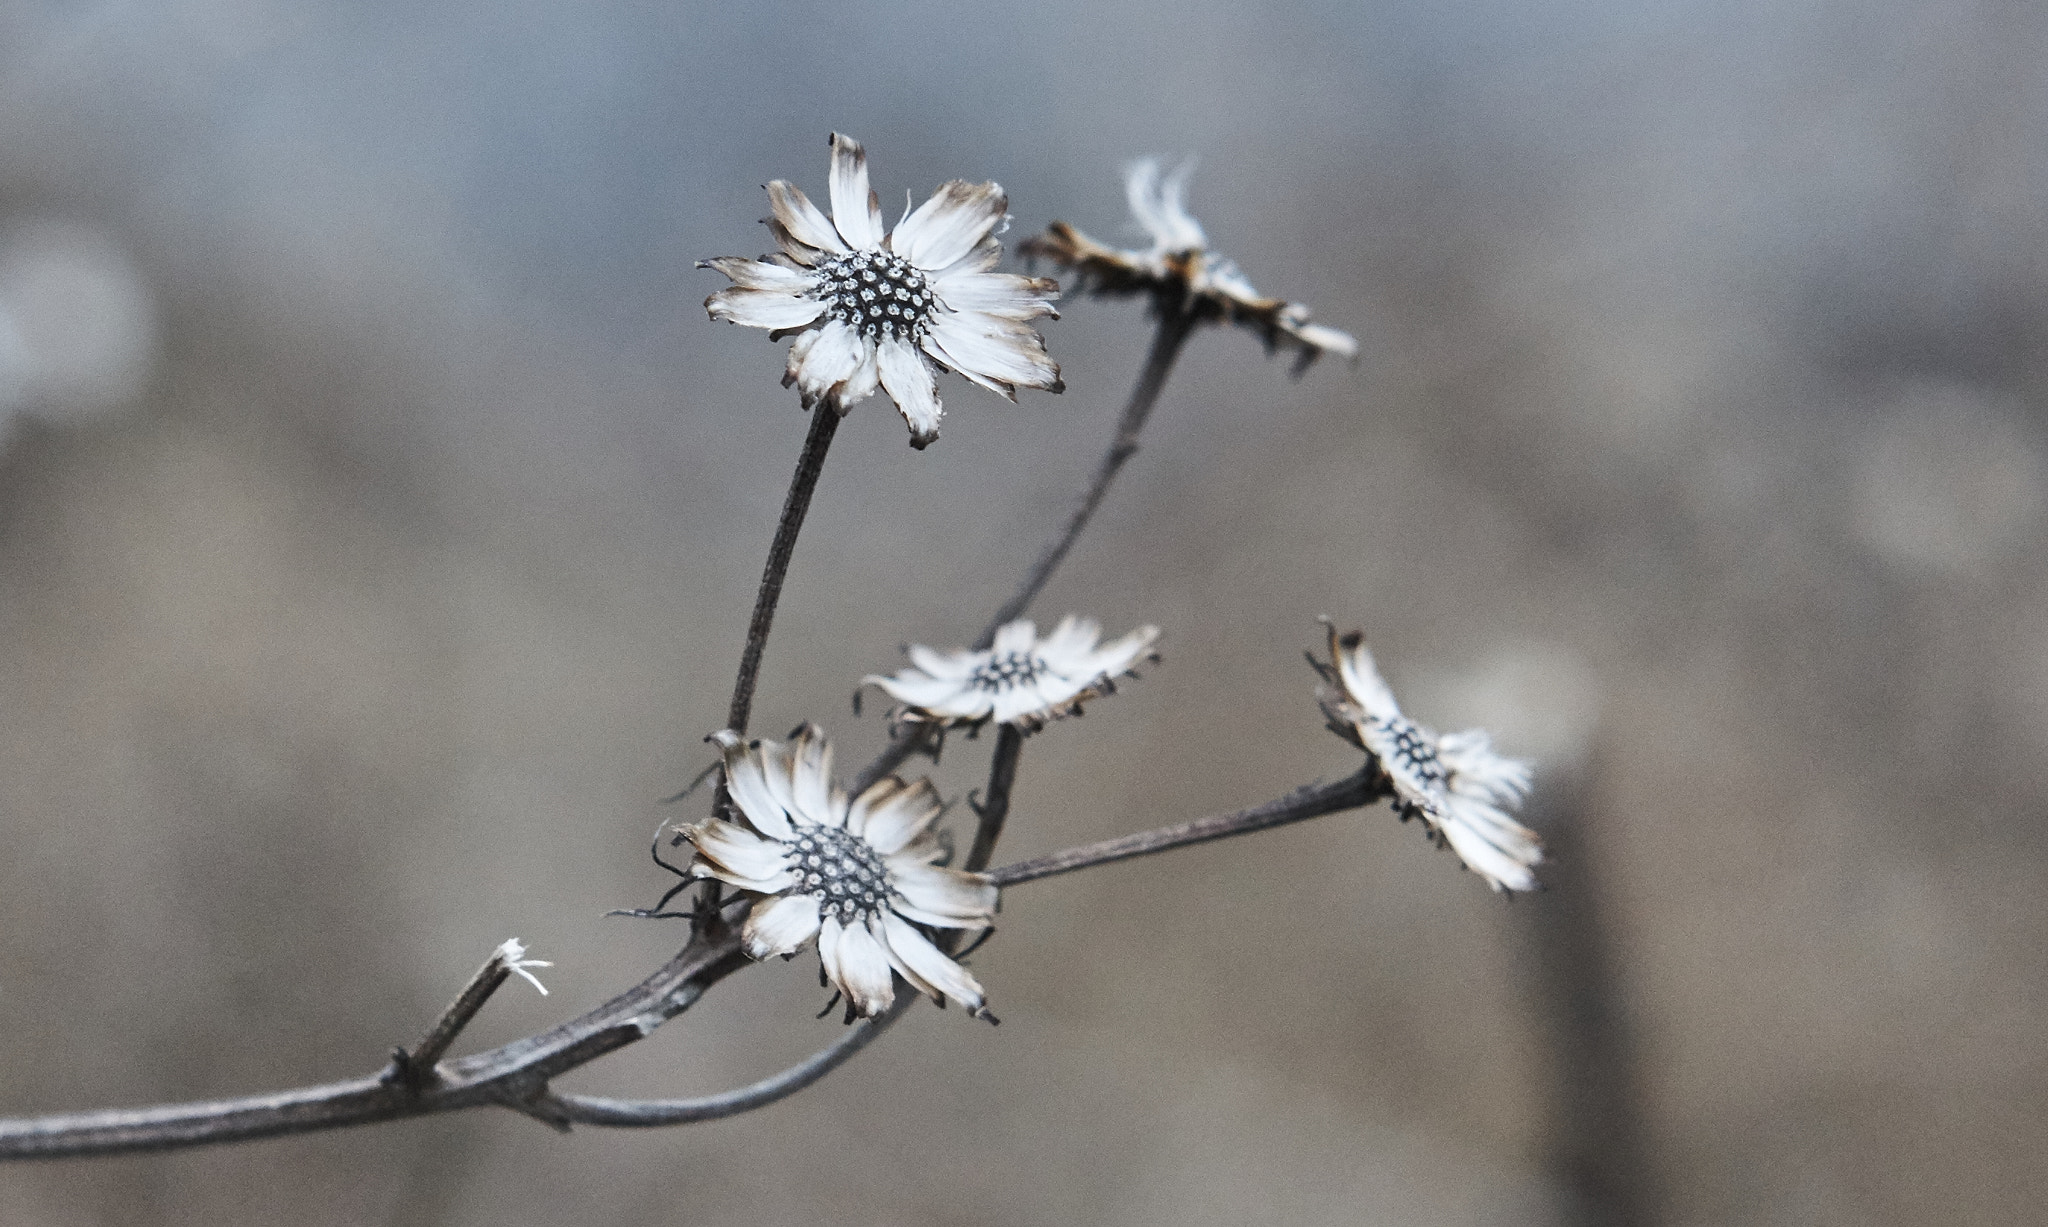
[991,619,1037,654]
[930,235,1003,279]
[1441,731,1533,806]
[1329,626,1401,722]
[705,286,825,331]
[1295,321,1359,359]
[865,670,983,715]
[908,644,979,680]
[794,320,865,407]
[876,336,942,447]
[722,739,794,841]
[924,311,1061,394]
[743,893,823,959]
[1125,158,1205,253]
[1083,624,1161,679]
[682,819,796,890]
[1440,794,1543,892]
[788,724,841,828]
[889,861,997,927]
[824,915,897,1016]
[892,179,1008,272]
[837,341,881,407]
[881,912,987,1013]
[828,133,885,251]
[766,180,846,255]
[930,271,1059,321]
[854,777,944,856]
[783,327,822,387]
[700,257,817,293]
[1035,615,1102,665]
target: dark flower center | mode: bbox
[817,250,934,343]
[1373,715,1447,790]
[789,823,890,924]
[969,650,1045,693]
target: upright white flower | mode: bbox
[863,616,1161,733]
[700,132,1064,448]
[1022,159,1358,370]
[679,724,997,1020]
[1315,622,1543,892]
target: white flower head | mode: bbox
[681,724,998,1020]
[1314,622,1543,893]
[862,616,1161,734]
[1021,158,1359,372]
[700,132,1064,449]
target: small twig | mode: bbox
[964,724,1025,873]
[727,405,841,737]
[541,992,917,1127]
[393,940,550,1089]
[976,307,1195,649]
[988,765,1386,887]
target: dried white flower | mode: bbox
[700,132,1063,448]
[494,938,553,996]
[1022,159,1357,371]
[681,725,997,1020]
[1315,623,1543,892]
[863,616,1160,733]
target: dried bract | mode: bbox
[863,616,1160,734]
[680,725,998,1019]
[1020,159,1358,372]
[700,132,1063,448]
[1314,622,1543,892]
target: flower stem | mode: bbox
[964,724,1024,873]
[987,765,1385,887]
[725,406,841,736]
[974,306,1195,650]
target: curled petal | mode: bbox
[889,861,997,928]
[705,286,825,331]
[893,179,1009,272]
[876,336,942,448]
[743,892,823,960]
[932,271,1060,322]
[881,911,987,1014]
[853,777,944,857]
[699,257,817,294]
[828,133,885,250]
[821,915,896,1017]
[767,180,846,255]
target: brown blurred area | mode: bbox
[2,1,2045,1223]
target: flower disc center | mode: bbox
[1375,716,1447,789]
[790,823,890,923]
[818,251,934,343]
[970,650,1045,693]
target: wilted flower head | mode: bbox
[700,133,1064,448]
[679,725,997,1020]
[1314,622,1543,892]
[1021,159,1358,371]
[863,616,1161,733]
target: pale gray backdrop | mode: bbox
[0,0,2043,1223]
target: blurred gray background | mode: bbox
[1,0,2044,1223]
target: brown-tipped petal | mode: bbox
[766,180,845,255]
[893,179,1009,272]
[743,893,824,960]
[699,255,814,293]
[706,286,826,331]
[827,133,885,250]
[876,335,942,447]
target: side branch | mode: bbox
[989,765,1386,887]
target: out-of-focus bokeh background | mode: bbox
[2,1,2044,1222]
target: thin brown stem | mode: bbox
[726,405,841,736]
[988,766,1386,887]
[975,308,1194,649]
[965,724,1025,873]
